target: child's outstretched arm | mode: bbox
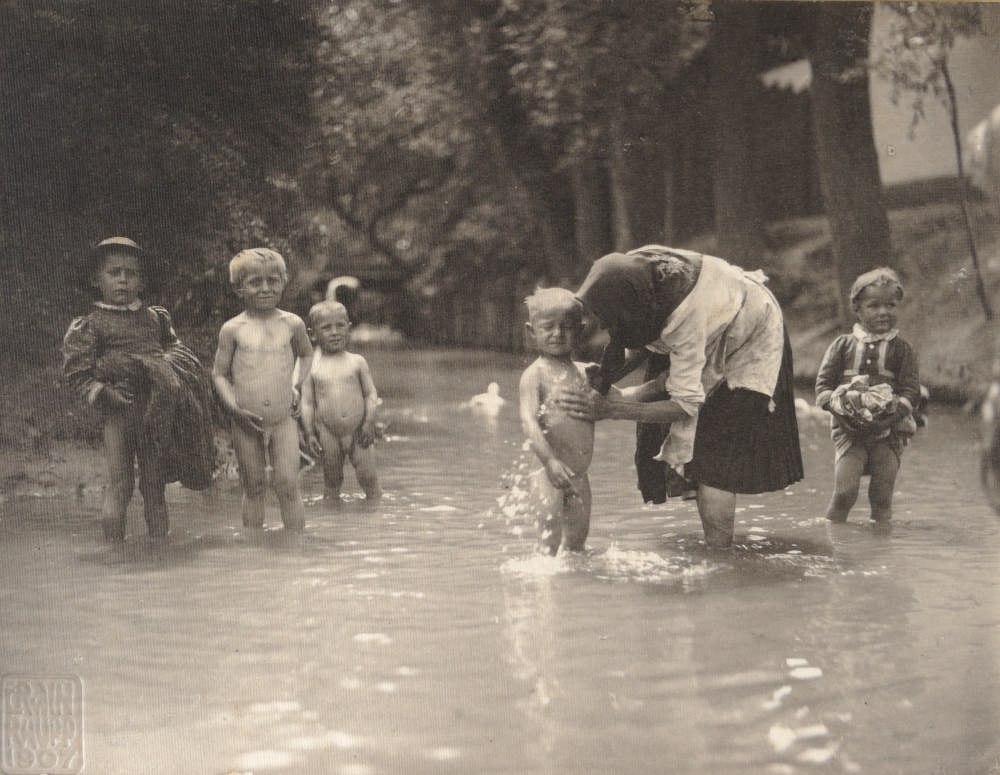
[518,366,576,493]
[212,321,264,432]
[356,356,380,448]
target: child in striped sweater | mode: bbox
[815,268,920,524]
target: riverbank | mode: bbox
[2,200,998,499]
[783,201,1000,404]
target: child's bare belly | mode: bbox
[315,385,366,436]
[234,369,294,426]
[543,411,594,475]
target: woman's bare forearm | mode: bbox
[601,396,689,424]
[618,379,670,403]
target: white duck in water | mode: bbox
[463,382,507,415]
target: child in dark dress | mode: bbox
[62,237,216,540]
[815,268,920,523]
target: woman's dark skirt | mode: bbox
[685,334,804,494]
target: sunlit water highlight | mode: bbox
[1,349,998,774]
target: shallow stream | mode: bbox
[1,349,997,775]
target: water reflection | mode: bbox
[502,565,560,775]
[1,349,998,774]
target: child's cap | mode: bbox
[94,236,145,254]
[80,236,159,293]
[849,267,903,304]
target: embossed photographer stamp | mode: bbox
[1,675,83,775]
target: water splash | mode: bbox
[501,551,575,578]
[595,543,716,587]
[494,447,549,543]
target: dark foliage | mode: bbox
[0,0,321,366]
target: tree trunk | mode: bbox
[452,2,579,286]
[571,155,612,271]
[709,1,766,267]
[663,140,677,245]
[609,108,667,253]
[808,2,892,324]
[484,128,576,285]
[941,59,993,321]
[609,115,636,252]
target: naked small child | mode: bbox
[518,288,594,555]
[301,301,382,506]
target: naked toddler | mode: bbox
[301,300,382,506]
[518,288,594,555]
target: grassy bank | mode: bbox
[781,201,1000,402]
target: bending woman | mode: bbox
[560,245,804,548]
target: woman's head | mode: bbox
[850,267,903,335]
[575,253,672,348]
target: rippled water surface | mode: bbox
[2,349,998,775]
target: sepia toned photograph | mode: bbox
[1,2,998,773]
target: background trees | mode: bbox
[0,0,987,362]
[871,1,991,320]
[1,0,319,363]
[806,2,893,321]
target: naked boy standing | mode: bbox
[213,248,313,529]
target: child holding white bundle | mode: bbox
[815,268,920,523]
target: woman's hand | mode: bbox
[551,384,612,421]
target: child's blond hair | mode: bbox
[308,300,349,327]
[849,267,903,306]
[524,287,582,324]
[228,248,288,286]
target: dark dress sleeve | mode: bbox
[62,315,105,405]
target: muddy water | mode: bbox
[1,349,997,775]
